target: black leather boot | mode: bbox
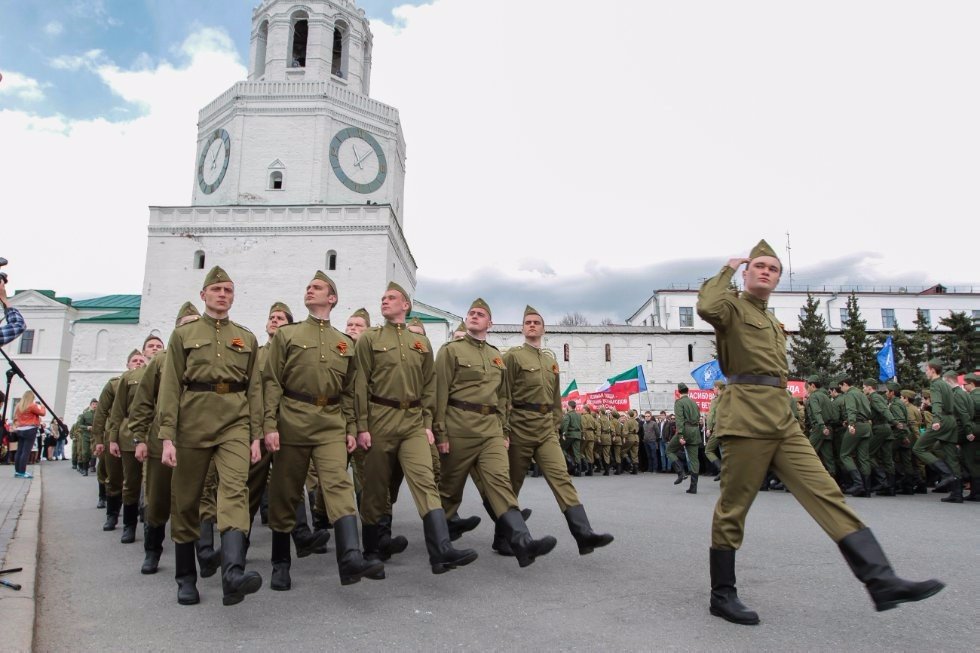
[220,529,263,606]
[97,483,106,509]
[613,461,622,475]
[482,499,515,556]
[102,495,121,531]
[81,461,89,477]
[270,531,291,591]
[929,460,957,492]
[869,467,887,493]
[72,460,77,470]
[174,542,200,605]
[120,503,139,543]
[361,522,386,579]
[837,528,945,611]
[845,470,868,497]
[570,460,582,477]
[423,509,478,574]
[585,462,593,476]
[291,497,329,556]
[563,504,614,555]
[709,548,759,625]
[966,478,980,502]
[673,461,685,485]
[447,512,481,542]
[141,524,164,575]
[602,460,610,476]
[196,519,222,578]
[335,515,384,585]
[876,473,897,496]
[940,478,964,503]
[497,509,557,568]
[377,514,408,560]
[686,473,699,494]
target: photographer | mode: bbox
[0,275,27,346]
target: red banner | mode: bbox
[577,391,631,411]
[674,381,808,414]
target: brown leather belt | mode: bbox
[727,374,786,389]
[370,394,422,410]
[448,398,498,416]
[512,401,556,415]
[284,388,340,407]
[185,382,247,394]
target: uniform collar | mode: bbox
[202,313,230,327]
[306,314,331,327]
[523,341,541,351]
[740,291,768,311]
[465,333,487,346]
[385,320,406,329]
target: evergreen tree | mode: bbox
[905,311,933,386]
[838,293,876,381]
[936,311,976,372]
[789,293,837,378]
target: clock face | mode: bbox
[197,128,231,194]
[328,127,387,194]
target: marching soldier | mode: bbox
[610,411,623,475]
[597,409,613,475]
[943,370,974,503]
[879,382,908,496]
[559,401,583,477]
[157,266,264,606]
[864,379,898,496]
[705,381,725,479]
[99,350,145,530]
[264,272,383,589]
[898,390,926,494]
[355,282,477,574]
[698,240,942,626]
[805,376,836,477]
[581,405,598,476]
[668,383,700,493]
[503,305,613,557]
[346,307,372,506]
[962,374,980,502]
[74,399,97,477]
[911,360,960,499]
[839,378,872,497]
[625,409,640,475]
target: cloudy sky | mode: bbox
[2,0,978,323]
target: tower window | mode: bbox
[604,343,611,362]
[326,250,337,271]
[269,171,283,190]
[19,329,35,355]
[290,13,309,68]
[254,21,268,78]
[563,343,570,362]
[193,250,205,270]
[332,21,349,77]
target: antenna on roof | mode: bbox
[785,231,794,291]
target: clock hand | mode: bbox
[355,149,374,166]
[350,144,363,169]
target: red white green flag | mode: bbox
[606,366,648,395]
[561,380,580,400]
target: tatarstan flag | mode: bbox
[606,366,648,395]
[562,380,580,400]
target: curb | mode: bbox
[3,465,42,653]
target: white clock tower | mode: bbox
[139,0,415,335]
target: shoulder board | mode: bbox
[175,317,199,328]
[231,321,253,333]
[486,342,501,352]
[542,349,556,359]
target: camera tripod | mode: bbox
[1,346,68,441]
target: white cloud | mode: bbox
[0,71,47,101]
[49,49,106,71]
[44,21,64,36]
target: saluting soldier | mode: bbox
[108,334,164,544]
[264,272,383,589]
[503,305,613,557]
[74,399,98,477]
[668,383,700,492]
[559,401,583,477]
[128,301,201,574]
[157,266,264,606]
[435,298,555,567]
[99,350,145,529]
[355,282,477,574]
[911,360,961,498]
[697,240,942,626]
[839,378,873,497]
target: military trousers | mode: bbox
[712,433,865,550]
[912,422,960,474]
[961,438,980,479]
[361,429,442,525]
[78,434,92,465]
[582,439,595,463]
[440,436,517,521]
[96,453,108,485]
[105,449,124,497]
[869,425,896,474]
[807,430,837,476]
[508,432,581,512]
[666,435,700,474]
[386,443,441,513]
[562,437,582,464]
[121,450,143,506]
[199,459,219,523]
[611,443,622,464]
[839,423,871,476]
[597,441,611,464]
[705,433,721,463]
[627,441,639,464]
[144,456,173,527]
[247,442,273,524]
[170,440,250,543]
[270,441,356,531]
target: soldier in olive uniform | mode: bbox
[698,240,942,626]
[805,377,836,477]
[435,299,555,567]
[880,382,909,496]
[668,383,701,492]
[863,379,898,496]
[581,405,597,475]
[157,266,264,606]
[897,390,926,493]
[99,350,145,529]
[92,377,119,510]
[705,382,724,479]
[264,272,383,589]
[74,399,97,477]
[355,282,477,574]
[560,402,583,477]
[128,301,201,574]
[911,360,961,498]
[609,411,624,474]
[625,409,640,475]
[503,305,613,557]
[838,378,873,496]
[596,409,613,475]
[962,374,980,501]
[345,308,372,505]
[108,334,164,544]
[942,370,974,503]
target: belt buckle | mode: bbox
[399,400,411,410]
[215,382,230,394]
[315,396,329,407]
[480,406,491,416]
[539,405,550,414]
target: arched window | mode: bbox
[95,329,109,361]
[289,12,309,68]
[193,250,205,269]
[331,20,349,77]
[326,250,337,271]
[687,344,694,362]
[604,344,611,362]
[269,171,283,190]
[563,343,570,362]
[254,20,268,78]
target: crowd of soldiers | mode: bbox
[66,266,613,607]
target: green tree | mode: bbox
[789,293,837,378]
[838,293,876,381]
[936,311,976,372]
[905,311,933,386]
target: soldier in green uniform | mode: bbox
[108,334,164,544]
[93,376,120,510]
[503,305,613,557]
[898,389,926,493]
[264,272,383,589]
[863,379,898,496]
[345,308,372,505]
[157,266,264,606]
[435,298,555,567]
[609,411,624,474]
[698,240,943,626]
[911,360,961,498]
[355,282,477,574]
[962,374,980,501]
[838,378,873,497]
[705,381,724,480]
[560,401,583,477]
[827,383,848,487]
[99,350,145,529]
[879,382,908,496]
[943,370,974,503]
[74,399,97,477]
[597,409,613,475]
[624,409,640,475]
[805,376,836,477]
[668,383,701,493]
[581,405,597,475]
[129,301,201,574]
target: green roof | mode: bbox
[73,294,141,309]
[407,311,447,324]
[75,308,140,324]
[14,289,72,306]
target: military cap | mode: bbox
[202,265,232,289]
[900,389,916,400]
[942,370,959,381]
[386,281,412,312]
[469,298,492,318]
[408,316,426,335]
[921,389,931,399]
[964,373,979,384]
[268,301,293,323]
[126,348,142,362]
[90,398,99,403]
[886,382,901,393]
[175,301,200,326]
[453,321,466,333]
[567,400,577,408]
[862,378,878,388]
[143,333,164,348]
[677,382,688,392]
[312,270,337,297]
[523,304,542,319]
[349,308,371,327]
[925,358,944,373]
[749,239,781,267]
[806,374,822,385]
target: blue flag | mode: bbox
[691,359,727,390]
[877,336,896,382]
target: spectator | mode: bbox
[12,390,45,478]
[640,411,660,473]
[53,418,67,460]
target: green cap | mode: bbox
[453,321,466,333]
[90,398,99,404]
[900,389,916,399]
[942,370,959,381]
[350,308,371,327]
[677,382,688,392]
[926,358,944,373]
[126,348,142,362]
[862,378,878,388]
[567,400,576,408]
[175,301,200,326]
[523,305,542,319]
[886,382,901,393]
[202,265,232,289]
[749,239,781,265]
[142,333,164,349]
[806,374,822,385]
[268,301,293,323]
[386,281,412,312]
[469,298,492,318]
[313,270,337,297]
[965,373,978,384]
